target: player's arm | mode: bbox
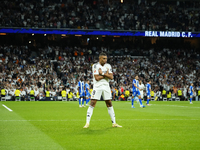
[104,69,113,80]
[86,86,89,91]
[86,84,89,91]
[94,74,105,81]
[134,83,140,90]
[93,64,105,81]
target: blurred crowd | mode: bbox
[0,0,200,31]
[0,44,200,100]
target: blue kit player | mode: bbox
[85,79,91,106]
[132,75,145,108]
[78,78,85,107]
[146,80,151,106]
[189,83,194,104]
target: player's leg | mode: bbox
[105,100,115,123]
[146,93,151,106]
[84,99,97,128]
[86,93,90,106]
[84,89,101,128]
[141,91,144,101]
[138,91,145,108]
[82,93,86,107]
[79,95,82,107]
[86,95,89,106]
[104,100,122,127]
[190,94,193,104]
[103,89,122,127]
[131,92,135,108]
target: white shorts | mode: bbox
[91,85,112,100]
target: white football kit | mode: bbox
[139,83,145,99]
[91,62,112,100]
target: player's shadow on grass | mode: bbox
[80,127,113,135]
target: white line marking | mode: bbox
[2,104,13,111]
[0,119,198,122]
[152,104,200,109]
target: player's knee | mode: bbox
[90,100,97,107]
[105,100,112,107]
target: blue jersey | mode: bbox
[78,81,84,94]
[85,83,89,94]
[189,86,193,94]
[146,83,151,94]
[132,79,139,92]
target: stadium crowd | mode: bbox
[0,44,200,101]
[0,0,200,31]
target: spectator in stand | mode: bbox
[0,1,200,31]
[0,44,199,101]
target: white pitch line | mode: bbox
[0,119,199,122]
[152,104,200,109]
[2,104,13,112]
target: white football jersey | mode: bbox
[139,84,145,92]
[92,62,112,87]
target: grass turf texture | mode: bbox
[0,101,200,150]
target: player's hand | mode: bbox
[105,69,109,75]
[99,68,103,75]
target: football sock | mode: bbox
[107,106,116,124]
[79,98,81,105]
[190,98,192,102]
[147,99,149,104]
[86,105,94,124]
[131,98,134,106]
[139,99,143,106]
[82,98,85,105]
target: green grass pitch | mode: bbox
[0,101,200,150]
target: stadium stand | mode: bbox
[0,0,200,31]
[0,44,200,101]
[0,0,200,101]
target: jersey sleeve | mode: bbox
[93,64,99,75]
[133,79,136,85]
[78,81,80,87]
[108,64,113,74]
[86,84,89,89]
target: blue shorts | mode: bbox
[80,92,85,97]
[147,93,151,98]
[132,91,141,97]
[190,93,193,97]
[86,92,90,97]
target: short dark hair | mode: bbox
[99,52,107,57]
